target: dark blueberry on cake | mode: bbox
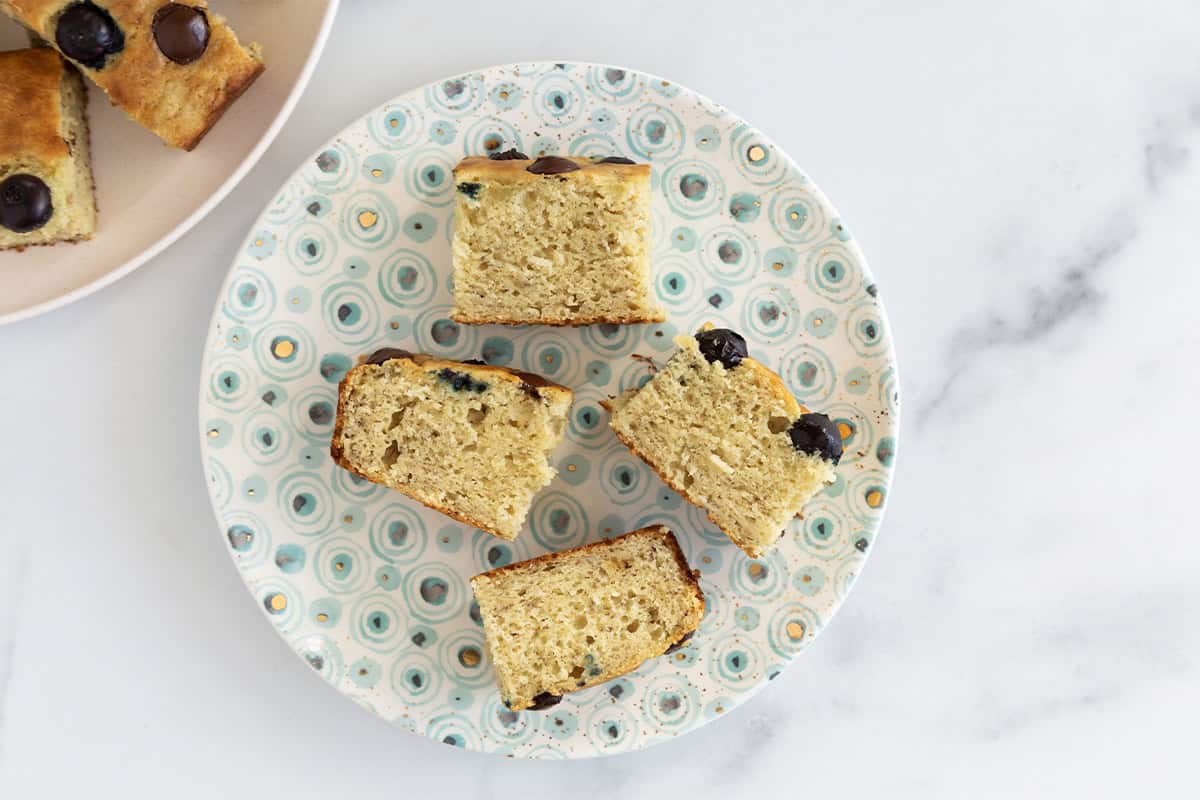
[55,2,124,69]
[694,328,748,369]
[787,413,843,464]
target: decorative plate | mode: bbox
[198,62,899,758]
[0,0,339,325]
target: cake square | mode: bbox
[604,327,844,558]
[470,525,704,711]
[1,0,264,150]
[0,47,95,249]
[451,153,665,326]
[330,349,573,541]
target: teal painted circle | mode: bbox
[222,510,270,567]
[377,248,437,308]
[320,280,381,346]
[284,222,337,277]
[276,471,335,536]
[462,116,524,159]
[404,147,457,207]
[350,592,405,652]
[390,651,442,706]
[200,62,898,759]
[313,536,370,595]
[309,597,341,628]
[362,153,395,184]
[403,563,466,624]
[274,543,306,574]
[368,504,427,564]
[529,491,589,551]
[340,189,399,250]
[224,266,275,323]
[662,160,725,219]
[367,100,424,149]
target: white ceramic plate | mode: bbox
[199,62,900,758]
[0,0,339,325]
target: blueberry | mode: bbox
[694,328,748,369]
[0,174,52,233]
[456,182,482,199]
[55,2,124,69]
[488,148,528,161]
[787,413,843,464]
[596,156,636,165]
[152,3,209,65]
[526,156,581,175]
[528,692,562,710]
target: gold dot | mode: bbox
[675,652,686,661]
[231,335,239,343]
[837,422,853,440]
[702,556,711,564]
[357,210,379,229]
[566,464,577,472]
[254,239,263,247]
[499,90,509,100]
[207,428,219,438]
[334,561,346,571]
[747,145,766,162]
[786,621,805,641]
[358,668,368,676]
[273,340,295,358]
[371,168,383,177]
[715,705,725,713]
[748,562,765,578]
[316,612,329,622]
[866,489,884,508]
[460,648,481,667]
[245,533,253,542]
[389,118,399,128]
[789,211,800,221]
[291,297,299,305]
[390,321,400,330]
[699,137,709,145]
[269,594,287,611]
[849,379,861,387]
[801,574,812,583]
[813,317,823,327]
[381,574,390,582]
[343,514,353,524]
[484,136,501,150]
[246,488,255,496]
[771,261,784,271]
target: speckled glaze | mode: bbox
[198,62,899,758]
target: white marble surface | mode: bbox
[2,1,1197,795]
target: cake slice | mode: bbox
[451,152,665,326]
[1,0,264,150]
[0,47,95,250]
[331,348,573,541]
[604,327,844,558]
[471,525,704,711]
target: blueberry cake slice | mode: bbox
[470,525,704,711]
[1,1,264,150]
[0,47,95,250]
[451,151,665,326]
[331,349,573,541]
[604,327,844,558]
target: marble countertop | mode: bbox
[1,1,1196,795]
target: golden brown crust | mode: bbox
[328,350,572,540]
[0,47,68,164]
[454,155,649,184]
[450,309,667,327]
[3,0,264,150]
[471,525,705,708]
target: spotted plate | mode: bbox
[198,62,899,758]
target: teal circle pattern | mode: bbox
[199,62,898,759]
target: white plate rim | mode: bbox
[0,0,341,327]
